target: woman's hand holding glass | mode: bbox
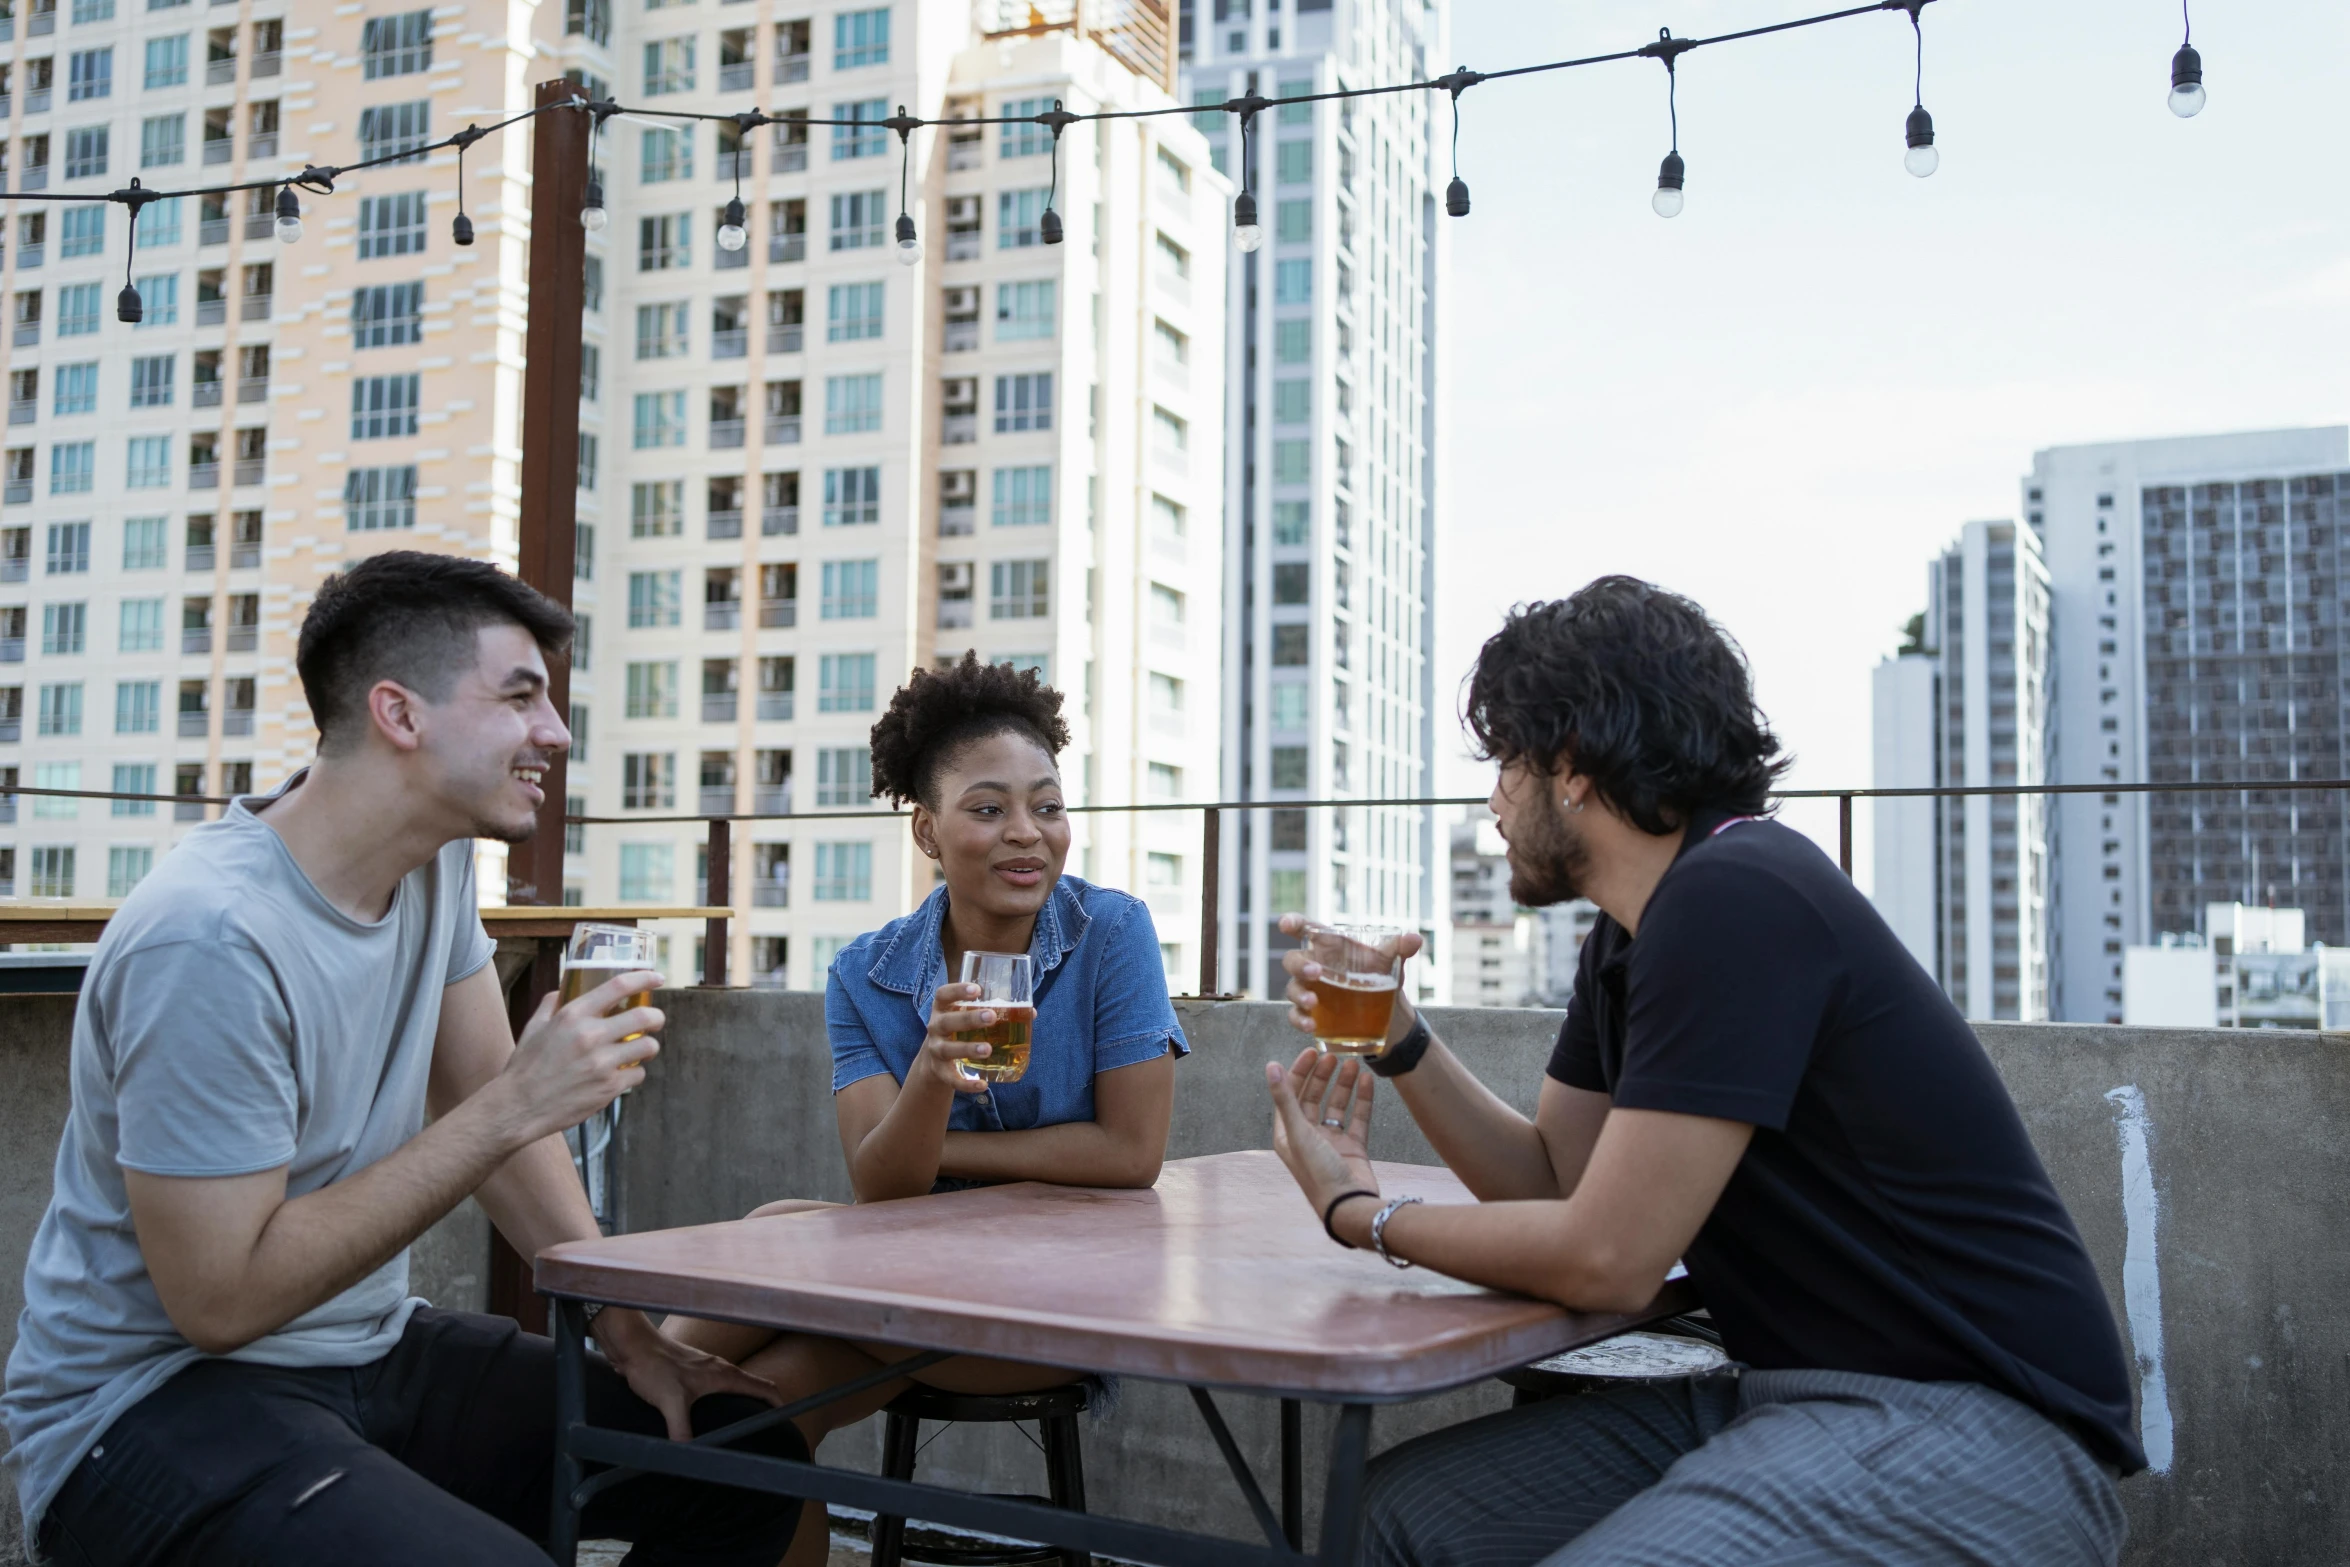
[921,982,1004,1094]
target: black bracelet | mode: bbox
[1321,1188,1380,1247]
[1366,1012,1433,1078]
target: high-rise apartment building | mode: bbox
[2027,426,2349,1021]
[1872,519,2052,1019]
[1182,0,1447,999]
[0,0,1226,987]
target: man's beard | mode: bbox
[1506,799,1593,908]
[474,814,539,846]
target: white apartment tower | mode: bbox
[1182,0,1446,998]
[1872,519,2052,1020]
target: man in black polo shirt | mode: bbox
[1264,577,2140,1566]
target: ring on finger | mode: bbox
[1322,1116,1344,1128]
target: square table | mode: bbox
[535,1149,1698,1567]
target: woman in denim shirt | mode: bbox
[670,656,1186,1567]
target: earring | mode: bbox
[1563,798,1584,814]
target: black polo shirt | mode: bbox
[1549,808,2144,1472]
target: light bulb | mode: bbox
[580,179,608,232]
[1445,175,1470,218]
[1904,105,1937,178]
[274,187,302,243]
[116,283,143,324]
[1234,223,1264,252]
[451,213,475,246]
[1652,150,1685,218]
[275,213,303,242]
[2169,45,2205,117]
[1232,189,1264,252]
[717,195,748,252]
[893,213,922,266]
[1041,207,1064,246]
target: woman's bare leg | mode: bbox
[662,1200,842,1363]
[734,1331,916,1567]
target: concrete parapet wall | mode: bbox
[1,987,2344,1563]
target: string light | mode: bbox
[115,179,158,322]
[2169,1,2205,117]
[1229,92,1268,251]
[274,186,303,242]
[1038,99,1078,247]
[1903,1,1937,176]
[449,124,485,245]
[581,99,616,230]
[888,104,923,265]
[1437,69,1481,217]
[1642,30,1693,217]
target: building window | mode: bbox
[622,754,677,812]
[1000,96,1051,158]
[818,652,876,712]
[993,373,1052,433]
[1276,141,1313,184]
[1272,439,1310,485]
[824,374,881,435]
[1154,406,1188,453]
[828,190,884,250]
[343,465,418,530]
[107,846,154,898]
[997,189,1050,248]
[1271,623,1310,665]
[642,37,695,95]
[132,273,178,325]
[117,600,162,654]
[1270,681,1309,729]
[126,436,171,490]
[46,522,90,575]
[59,207,103,259]
[62,128,108,182]
[816,747,872,805]
[619,841,674,898]
[1276,318,1311,363]
[351,282,424,348]
[630,479,685,537]
[991,466,1051,528]
[823,466,880,527]
[995,280,1055,341]
[144,36,187,89]
[813,841,872,901]
[116,676,161,729]
[358,101,432,165]
[635,301,690,359]
[639,126,692,183]
[1275,259,1312,305]
[637,213,690,271]
[576,433,598,492]
[357,193,428,259]
[123,517,167,569]
[53,363,97,416]
[135,194,182,249]
[1277,199,1312,243]
[351,374,420,440]
[826,281,884,342]
[1271,745,1309,789]
[627,570,682,628]
[1272,500,1310,544]
[1273,379,1311,423]
[37,682,84,736]
[624,660,679,719]
[68,49,113,102]
[632,390,687,448]
[42,603,87,656]
[28,846,75,899]
[820,559,878,620]
[111,764,157,819]
[833,7,889,68]
[361,11,433,79]
[989,559,1048,620]
[51,442,96,494]
[831,98,888,160]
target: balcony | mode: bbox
[942,414,976,445]
[774,144,806,173]
[200,217,228,245]
[247,133,277,160]
[193,381,223,407]
[11,324,37,348]
[715,243,747,272]
[175,796,205,821]
[250,51,279,76]
[944,321,978,352]
[761,506,798,536]
[187,544,215,570]
[188,460,219,487]
[752,785,791,813]
[203,138,233,165]
[3,482,27,505]
[757,692,792,721]
[712,327,747,358]
[182,630,211,655]
[710,417,744,449]
[243,214,273,240]
[940,504,975,536]
[195,300,226,326]
[776,53,809,83]
[13,245,38,270]
[938,601,973,630]
[237,377,268,404]
[697,786,735,816]
[7,401,32,427]
[757,597,795,628]
[767,324,803,354]
[206,57,235,85]
[752,878,787,907]
[177,710,208,736]
[0,799,12,825]
[764,415,800,445]
[947,142,981,172]
[946,233,980,262]
[0,638,20,662]
[233,457,265,486]
[222,708,253,735]
[24,10,44,35]
[240,294,271,322]
[0,559,23,582]
[0,720,15,743]
[226,626,255,652]
[719,62,753,92]
[768,234,805,264]
[704,601,740,631]
[701,693,737,723]
[23,88,46,113]
[230,541,259,568]
[707,509,743,539]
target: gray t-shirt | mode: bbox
[2,775,494,1542]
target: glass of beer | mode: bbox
[1300,923,1407,1055]
[562,922,656,1063]
[951,950,1035,1084]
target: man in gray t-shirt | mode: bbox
[4,552,802,1566]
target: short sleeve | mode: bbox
[1091,899,1188,1074]
[441,840,494,986]
[1544,941,1606,1091]
[827,955,893,1092]
[108,940,301,1178]
[1612,860,1842,1130]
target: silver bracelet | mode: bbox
[1369,1196,1422,1269]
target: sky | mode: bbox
[1428,0,2350,879]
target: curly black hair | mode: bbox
[867,653,1073,807]
[1463,577,1790,834]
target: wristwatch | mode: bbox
[1366,1011,1433,1078]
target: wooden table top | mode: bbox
[0,904,732,942]
[536,1149,1696,1400]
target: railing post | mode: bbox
[1838,793,1853,879]
[1198,806,1220,998]
[703,816,730,986]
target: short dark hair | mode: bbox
[297,550,573,752]
[1464,577,1789,834]
[868,653,1071,808]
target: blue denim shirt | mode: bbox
[826,875,1188,1134]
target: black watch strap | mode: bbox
[1367,1011,1432,1078]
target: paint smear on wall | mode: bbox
[2105,1084,2175,1475]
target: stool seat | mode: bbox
[1500,1329,1732,1405]
[872,1381,1092,1567]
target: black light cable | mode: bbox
[1436,68,1482,216]
[114,178,158,321]
[1227,91,1269,251]
[1903,1,1937,176]
[2169,0,2205,117]
[1036,99,1078,245]
[449,123,485,245]
[580,98,618,231]
[718,108,765,253]
[1642,29,1692,217]
[887,104,922,264]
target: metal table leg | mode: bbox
[1281,1399,1303,1549]
[1316,1404,1373,1567]
[548,1298,587,1565]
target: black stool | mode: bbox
[1498,1316,1729,1407]
[871,1382,1091,1567]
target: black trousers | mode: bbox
[37,1308,805,1567]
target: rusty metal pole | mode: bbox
[1198,807,1220,997]
[1838,793,1853,878]
[703,817,730,985]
